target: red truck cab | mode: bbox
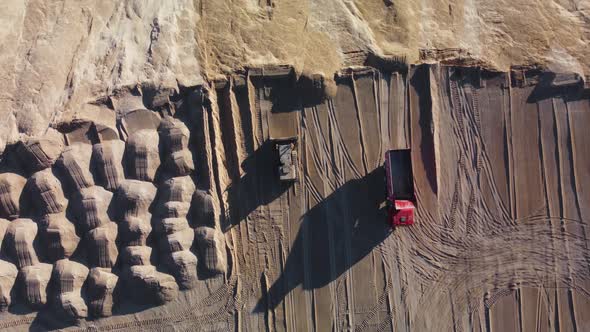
[384,149,415,226]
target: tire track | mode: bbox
[448,72,512,235]
[354,275,393,331]
[68,275,240,332]
[350,72,370,175]
[464,86,482,235]
[0,316,35,330]
[327,96,364,180]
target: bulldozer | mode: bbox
[273,137,298,182]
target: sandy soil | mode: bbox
[0,65,589,331]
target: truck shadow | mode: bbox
[254,166,392,312]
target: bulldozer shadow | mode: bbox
[224,140,290,230]
[254,166,392,312]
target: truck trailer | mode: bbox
[384,149,416,226]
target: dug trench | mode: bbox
[0,63,589,331]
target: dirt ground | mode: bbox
[223,65,590,331]
[1,64,589,331]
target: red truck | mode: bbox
[384,149,415,226]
